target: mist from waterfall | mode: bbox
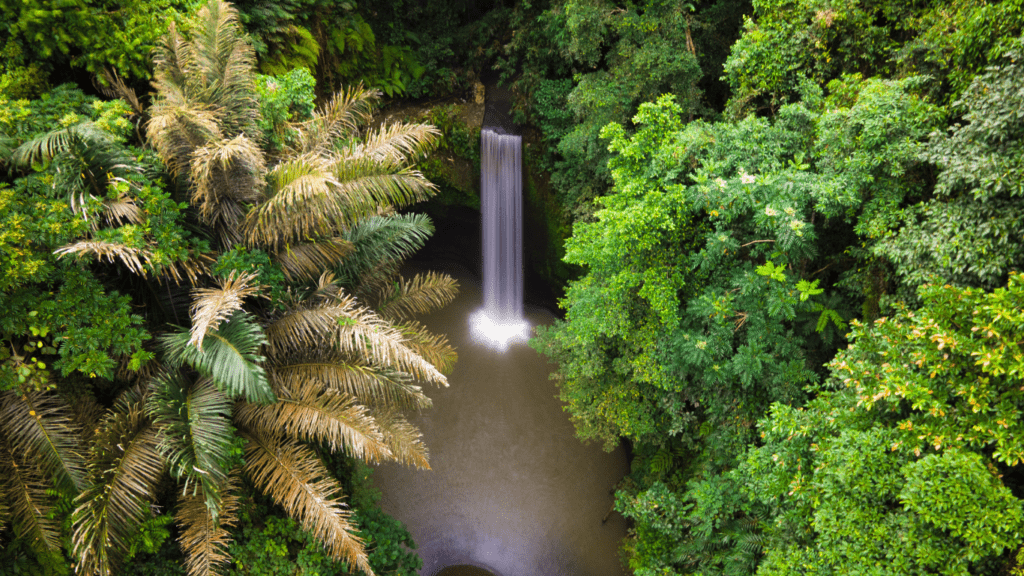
[471,128,529,349]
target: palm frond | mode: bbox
[363,407,430,470]
[176,471,240,576]
[12,121,110,169]
[147,105,223,179]
[291,85,378,156]
[72,386,164,576]
[235,381,392,463]
[150,373,235,520]
[335,213,434,291]
[190,0,260,137]
[0,440,62,560]
[346,121,439,166]
[374,271,459,321]
[102,188,144,226]
[264,295,448,387]
[188,270,261,350]
[162,312,275,403]
[0,390,86,493]
[273,238,355,283]
[240,430,373,575]
[243,154,344,247]
[328,165,438,223]
[393,320,458,375]
[268,358,431,410]
[55,240,157,277]
[190,134,266,222]
[97,68,144,116]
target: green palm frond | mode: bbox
[273,238,355,283]
[150,373,235,520]
[72,386,164,576]
[268,357,431,410]
[0,390,86,493]
[176,472,240,576]
[162,312,275,403]
[235,381,392,463]
[327,164,437,224]
[12,121,118,171]
[290,85,378,156]
[393,321,458,375]
[264,295,448,386]
[364,407,429,470]
[189,271,261,350]
[335,213,434,291]
[374,271,459,321]
[240,430,373,575]
[0,439,62,560]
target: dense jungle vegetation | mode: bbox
[1,0,1024,575]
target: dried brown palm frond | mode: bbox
[190,134,266,222]
[72,385,165,576]
[0,390,86,493]
[97,67,144,116]
[393,321,458,375]
[189,270,261,350]
[344,121,439,166]
[374,271,459,321]
[267,357,431,411]
[235,380,392,463]
[55,239,207,285]
[0,439,62,560]
[290,85,378,156]
[264,295,448,386]
[363,407,429,470]
[328,163,438,221]
[55,240,157,276]
[147,105,223,179]
[176,472,240,576]
[243,153,343,247]
[240,430,373,575]
[273,238,355,283]
[101,188,143,226]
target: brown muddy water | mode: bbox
[373,262,629,576]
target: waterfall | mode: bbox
[471,126,529,349]
[481,128,523,323]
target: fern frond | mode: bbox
[0,390,86,493]
[235,381,392,463]
[72,386,164,576]
[240,430,373,575]
[189,271,261,350]
[374,271,459,321]
[176,472,240,576]
[162,313,275,403]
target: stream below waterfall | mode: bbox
[372,261,628,576]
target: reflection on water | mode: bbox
[434,565,497,576]
[373,262,628,576]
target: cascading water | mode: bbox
[471,89,530,349]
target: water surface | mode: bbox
[373,263,629,576]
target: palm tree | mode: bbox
[63,1,460,575]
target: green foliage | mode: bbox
[213,246,289,307]
[418,105,482,213]
[877,36,1024,294]
[0,0,185,78]
[256,68,316,153]
[739,274,1024,574]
